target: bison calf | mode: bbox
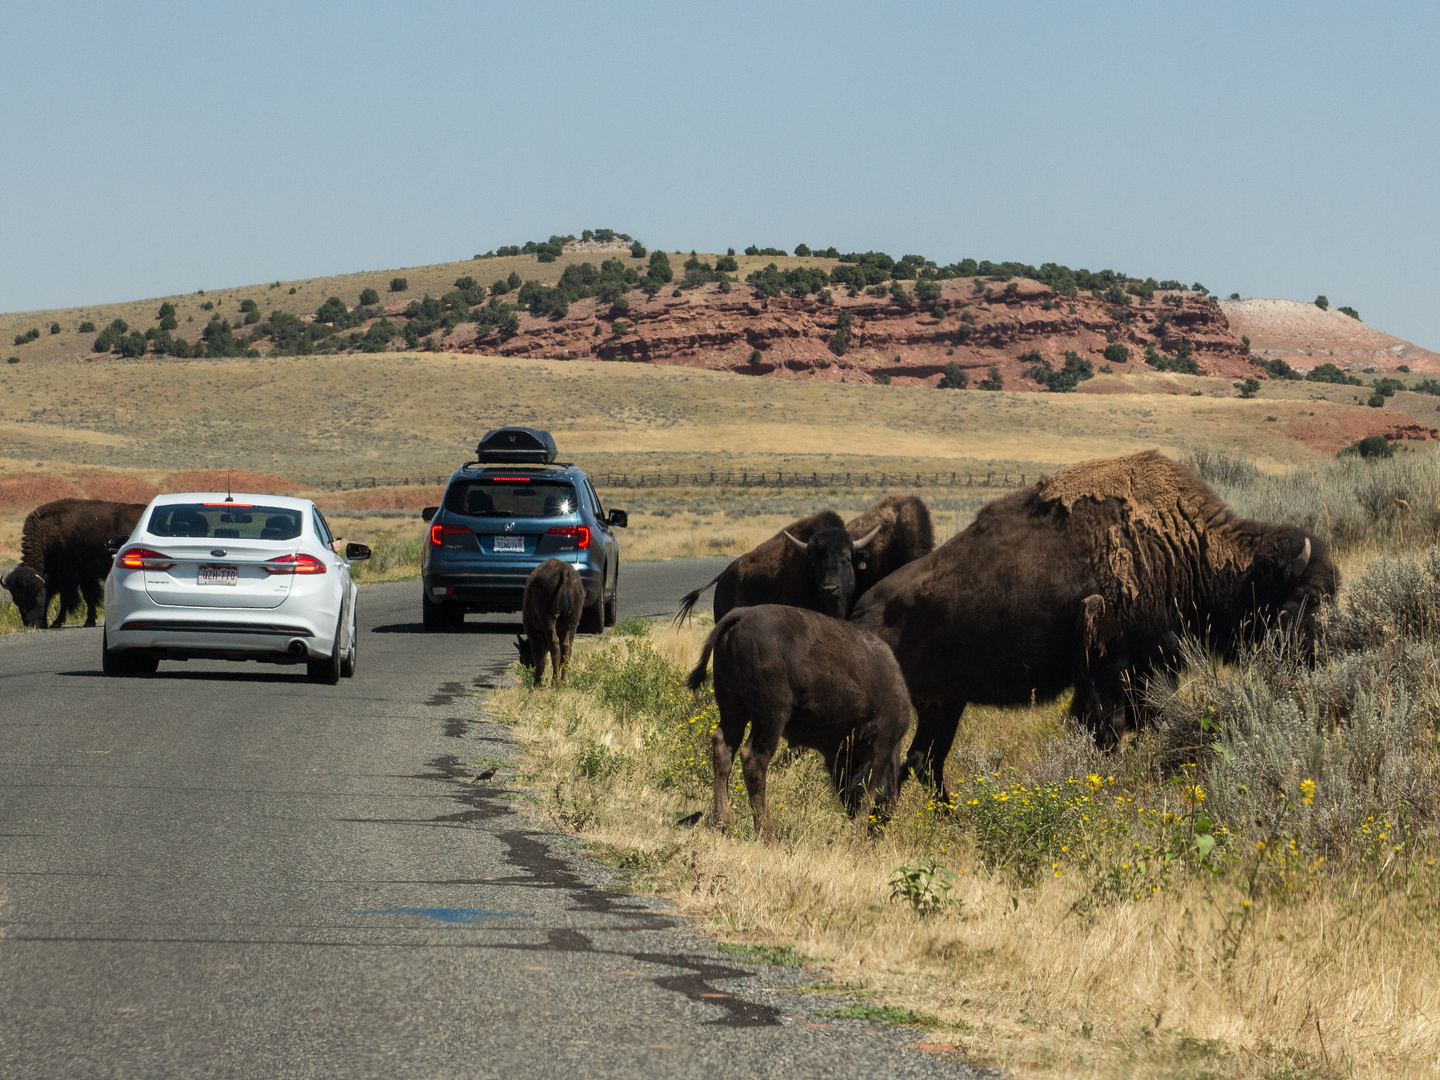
[514,558,585,686]
[687,605,911,840]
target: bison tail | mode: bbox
[673,571,723,626]
[686,609,745,690]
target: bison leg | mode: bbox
[528,636,551,687]
[50,582,79,629]
[81,576,103,627]
[710,688,747,830]
[905,699,965,800]
[866,721,908,827]
[739,741,775,841]
[547,619,564,685]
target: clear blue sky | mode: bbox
[4,2,1437,347]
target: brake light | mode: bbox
[202,502,253,507]
[489,477,532,483]
[117,547,175,571]
[264,553,326,574]
[430,523,471,547]
[546,525,590,549]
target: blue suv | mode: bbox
[420,428,626,632]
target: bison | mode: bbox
[2,499,144,629]
[675,494,932,623]
[687,605,911,839]
[851,451,1338,795]
[514,558,586,686]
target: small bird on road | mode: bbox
[470,767,498,783]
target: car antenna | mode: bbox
[225,473,233,503]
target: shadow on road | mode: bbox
[371,620,519,635]
[59,669,309,683]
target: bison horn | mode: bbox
[1289,537,1311,579]
[851,525,882,551]
[783,530,809,552]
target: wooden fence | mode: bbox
[316,470,1030,492]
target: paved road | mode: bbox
[1,559,987,1079]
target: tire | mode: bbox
[308,620,342,684]
[422,590,459,632]
[340,609,357,678]
[580,586,605,636]
[604,567,618,627]
[102,629,157,677]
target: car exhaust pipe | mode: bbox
[287,640,308,657]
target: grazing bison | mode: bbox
[675,494,932,623]
[851,451,1338,795]
[687,605,911,839]
[514,558,585,685]
[1,499,144,629]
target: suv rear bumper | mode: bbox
[425,566,603,613]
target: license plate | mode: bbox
[493,536,525,553]
[198,565,238,586]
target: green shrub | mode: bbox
[5,356,17,364]
[315,297,348,324]
[977,366,1004,391]
[914,279,942,303]
[1027,350,1094,392]
[647,250,672,285]
[359,287,380,306]
[1338,306,1361,320]
[611,320,630,336]
[507,270,522,290]
[13,328,39,346]
[828,331,847,356]
[1374,377,1404,398]
[938,362,968,389]
[889,281,912,305]
[390,277,407,292]
[748,349,762,366]
[1258,357,1301,380]
[1351,434,1395,459]
[1103,342,1130,364]
[1235,378,1261,398]
[715,255,738,273]
[1315,295,1329,310]
[1306,362,1363,386]
[1229,292,1241,300]
[491,278,510,296]
[1367,392,1386,408]
[816,289,833,306]
[78,321,96,333]
[49,322,60,335]
[630,240,647,258]
[874,373,891,385]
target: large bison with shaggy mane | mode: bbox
[2,499,145,628]
[851,452,1338,795]
[675,494,933,623]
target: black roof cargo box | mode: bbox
[476,427,558,464]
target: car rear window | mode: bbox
[147,503,304,541]
[444,478,579,518]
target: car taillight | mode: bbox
[117,547,175,571]
[264,553,326,575]
[546,525,590,549]
[430,523,470,547]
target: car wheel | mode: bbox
[102,629,157,677]
[308,620,342,684]
[604,569,618,627]
[580,581,605,636]
[422,590,456,632]
[340,610,357,678]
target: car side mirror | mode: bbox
[106,535,128,556]
[345,543,371,561]
[608,509,628,528]
[421,506,439,523]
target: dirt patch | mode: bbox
[0,475,82,508]
[1282,405,1438,455]
[78,474,160,503]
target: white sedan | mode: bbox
[102,493,369,683]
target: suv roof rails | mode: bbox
[460,461,574,472]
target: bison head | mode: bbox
[1,565,47,628]
[1242,527,1338,652]
[784,524,882,618]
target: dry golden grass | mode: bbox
[0,352,1326,488]
[485,617,1440,1079]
